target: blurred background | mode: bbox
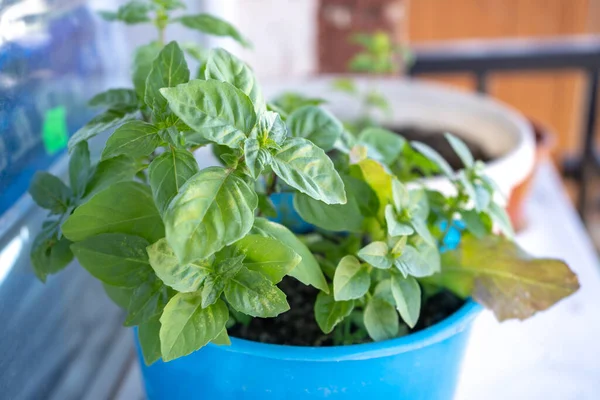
[1,0,599,399]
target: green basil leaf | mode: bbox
[211,328,231,346]
[224,267,289,317]
[314,291,354,334]
[229,234,301,284]
[271,92,326,115]
[252,111,287,146]
[350,159,393,220]
[153,0,186,11]
[393,244,440,278]
[177,14,251,48]
[257,193,277,218]
[244,138,271,179]
[124,275,171,326]
[385,205,414,237]
[373,279,395,306]
[103,283,134,310]
[111,1,151,24]
[358,127,405,165]
[204,48,264,111]
[28,172,72,214]
[287,106,343,151]
[63,182,164,243]
[148,147,199,216]
[410,218,436,246]
[445,133,474,168]
[147,238,212,292]
[164,166,258,263]
[133,42,162,100]
[364,297,399,341]
[138,314,162,365]
[68,110,136,151]
[333,255,370,301]
[461,210,492,238]
[331,78,357,94]
[102,120,161,159]
[145,41,190,116]
[160,80,256,148]
[390,274,421,328]
[83,155,141,200]
[251,218,328,292]
[488,202,515,238]
[271,137,346,205]
[69,141,92,199]
[435,235,579,321]
[71,233,152,287]
[474,183,492,212]
[160,294,228,361]
[411,141,454,178]
[200,274,226,308]
[88,88,138,110]
[30,219,73,282]
[357,241,392,269]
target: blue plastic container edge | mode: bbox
[204,300,482,362]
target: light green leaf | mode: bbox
[271,92,326,115]
[124,276,171,326]
[83,155,141,200]
[230,234,301,283]
[160,294,228,361]
[69,141,92,199]
[393,244,440,278]
[357,241,392,269]
[445,133,474,168]
[224,267,289,317]
[30,219,73,282]
[108,1,151,24]
[411,141,454,178]
[364,297,399,341]
[153,0,186,11]
[147,238,212,292]
[177,14,251,47]
[411,218,436,246]
[251,218,328,292]
[243,138,271,179]
[164,166,258,263]
[287,106,343,151]
[385,205,414,237]
[28,172,71,214]
[204,48,264,111]
[160,80,256,148]
[102,120,161,159]
[434,235,580,321]
[200,274,226,308]
[71,233,152,287]
[331,78,357,94]
[63,182,164,243]
[145,41,190,115]
[138,315,162,365]
[252,111,287,146]
[474,184,492,212]
[373,279,395,306]
[358,127,405,165]
[88,88,138,111]
[391,275,421,328]
[271,137,346,205]
[350,159,393,219]
[211,328,231,346]
[148,147,199,216]
[133,42,162,100]
[488,202,515,238]
[461,210,492,238]
[314,291,354,334]
[68,110,136,151]
[333,255,370,301]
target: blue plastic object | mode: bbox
[136,300,482,399]
[269,192,314,233]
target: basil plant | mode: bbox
[28,1,579,365]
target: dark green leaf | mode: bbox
[103,283,134,309]
[160,80,256,148]
[102,120,161,159]
[257,194,277,218]
[63,182,164,243]
[30,219,73,282]
[364,297,399,341]
[251,218,328,292]
[69,141,92,199]
[333,255,370,301]
[224,268,289,317]
[148,147,199,216]
[68,110,136,151]
[390,275,421,328]
[28,172,71,214]
[271,137,346,205]
[88,88,138,110]
[71,233,152,287]
[314,291,354,334]
[160,294,228,361]
[138,315,162,365]
[112,1,152,24]
[177,14,251,47]
[83,155,141,200]
[125,275,171,326]
[164,166,258,263]
[287,106,343,151]
[132,42,162,100]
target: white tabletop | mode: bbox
[114,161,600,400]
[456,161,600,400]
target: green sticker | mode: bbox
[42,106,69,155]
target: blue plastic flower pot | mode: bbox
[136,300,482,399]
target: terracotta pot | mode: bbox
[506,119,556,231]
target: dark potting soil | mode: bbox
[391,126,493,170]
[228,277,465,347]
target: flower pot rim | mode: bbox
[213,299,482,362]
